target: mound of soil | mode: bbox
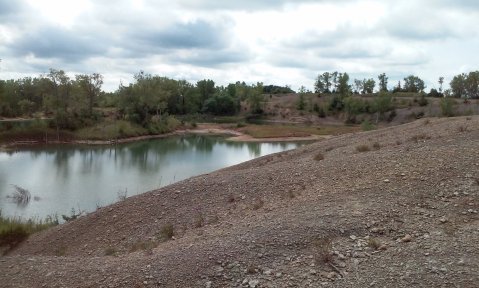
[1,116,478,287]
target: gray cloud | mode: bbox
[170,48,252,67]
[10,26,107,61]
[132,20,228,50]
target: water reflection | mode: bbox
[0,135,305,219]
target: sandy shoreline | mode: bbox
[0,126,323,150]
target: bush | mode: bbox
[356,144,370,152]
[418,94,428,106]
[158,224,174,241]
[440,97,455,117]
[314,237,333,264]
[314,152,324,161]
[361,120,375,131]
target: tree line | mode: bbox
[314,71,479,98]
[0,69,274,131]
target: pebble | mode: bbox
[384,179,390,183]
[401,234,413,243]
[205,281,212,288]
[248,279,260,287]
[439,217,448,223]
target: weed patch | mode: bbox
[356,144,370,153]
[158,223,174,242]
[313,237,333,264]
[314,152,324,161]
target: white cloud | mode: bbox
[0,0,478,92]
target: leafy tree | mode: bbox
[362,78,376,94]
[314,72,332,94]
[353,79,363,94]
[247,82,264,114]
[297,86,306,110]
[438,77,444,93]
[378,73,388,92]
[403,75,426,92]
[76,73,103,117]
[196,79,216,104]
[336,73,351,96]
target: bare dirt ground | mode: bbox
[1,116,478,288]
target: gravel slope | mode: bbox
[1,116,478,288]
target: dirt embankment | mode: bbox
[1,116,478,287]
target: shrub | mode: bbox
[372,142,381,150]
[314,237,333,264]
[314,152,324,161]
[361,120,375,131]
[129,240,158,253]
[356,144,370,152]
[104,247,117,256]
[440,97,455,117]
[158,223,174,241]
[367,237,382,250]
[418,94,428,106]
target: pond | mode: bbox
[0,135,305,220]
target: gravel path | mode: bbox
[1,116,478,287]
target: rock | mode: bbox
[327,272,336,279]
[275,272,282,277]
[249,279,260,287]
[205,281,212,288]
[264,269,272,276]
[350,235,357,241]
[383,179,390,183]
[401,234,412,243]
[439,217,448,223]
[378,245,387,251]
[310,269,317,275]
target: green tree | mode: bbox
[403,75,426,92]
[248,82,264,114]
[196,79,216,105]
[353,79,363,94]
[297,86,306,110]
[314,72,332,94]
[438,77,444,93]
[336,73,351,96]
[378,73,388,92]
[362,78,376,94]
[76,73,103,117]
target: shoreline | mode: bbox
[0,126,323,151]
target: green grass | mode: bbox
[239,124,359,138]
[74,120,148,140]
[0,210,58,254]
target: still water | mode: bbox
[0,135,304,219]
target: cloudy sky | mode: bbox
[0,0,478,92]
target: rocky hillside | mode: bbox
[1,116,478,287]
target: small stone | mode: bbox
[350,235,357,241]
[439,217,448,223]
[310,269,317,275]
[264,269,272,276]
[143,281,148,285]
[401,234,412,242]
[248,279,260,288]
[205,281,212,288]
[275,272,282,277]
[327,272,336,279]
[384,179,390,183]
[378,245,387,251]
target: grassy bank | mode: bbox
[0,210,58,254]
